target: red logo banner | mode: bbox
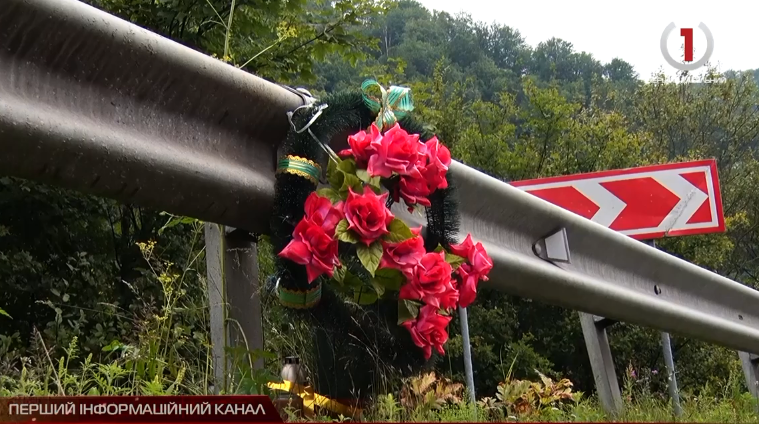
[0,396,282,424]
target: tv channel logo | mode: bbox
[660,22,713,72]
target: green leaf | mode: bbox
[445,252,466,270]
[337,158,357,175]
[332,267,363,290]
[343,270,365,288]
[343,270,364,288]
[340,173,363,195]
[370,279,385,297]
[250,348,279,362]
[354,288,378,305]
[335,219,358,244]
[397,299,420,325]
[372,267,406,292]
[383,218,416,243]
[369,175,382,188]
[434,244,445,253]
[0,308,11,319]
[330,280,353,296]
[356,168,371,183]
[158,215,197,235]
[356,241,383,276]
[102,340,125,352]
[316,187,342,203]
[327,159,344,190]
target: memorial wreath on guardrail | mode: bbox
[270,79,493,360]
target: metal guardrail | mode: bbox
[444,162,759,353]
[2,0,759,415]
[0,0,303,233]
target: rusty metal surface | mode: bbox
[0,0,304,233]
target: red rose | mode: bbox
[398,251,452,302]
[398,284,418,303]
[450,234,493,278]
[343,186,395,245]
[338,123,382,165]
[448,234,493,308]
[436,282,460,310]
[278,218,339,283]
[420,136,452,191]
[470,242,493,278]
[415,251,453,290]
[398,174,432,209]
[448,234,473,258]
[304,192,344,236]
[455,263,479,308]
[401,280,459,310]
[380,230,425,277]
[367,123,422,178]
[402,304,452,360]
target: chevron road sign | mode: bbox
[511,159,725,240]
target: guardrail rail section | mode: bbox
[2,0,759,414]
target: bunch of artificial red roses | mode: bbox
[278,122,493,360]
[339,122,451,210]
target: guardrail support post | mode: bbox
[458,306,477,406]
[660,332,682,416]
[205,223,265,394]
[643,240,682,416]
[739,351,759,401]
[579,312,623,416]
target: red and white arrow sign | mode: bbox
[511,159,725,240]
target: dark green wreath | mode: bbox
[268,81,462,400]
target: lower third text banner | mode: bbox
[0,396,283,423]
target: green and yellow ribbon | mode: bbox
[278,284,322,309]
[361,79,414,131]
[276,155,322,185]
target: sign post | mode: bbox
[644,240,683,417]
[512,159,725,416]
[459,306,477,410]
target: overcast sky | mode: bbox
[415,0,757,80]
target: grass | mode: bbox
[3,333,757,422]
[1,224,758,422]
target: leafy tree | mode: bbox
[83,0,386,83]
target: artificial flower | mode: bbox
[303,192,344,236]
[402,304,452,360]
[343,186,395,245]
[367,123,422,178]
[278,218,339,283]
